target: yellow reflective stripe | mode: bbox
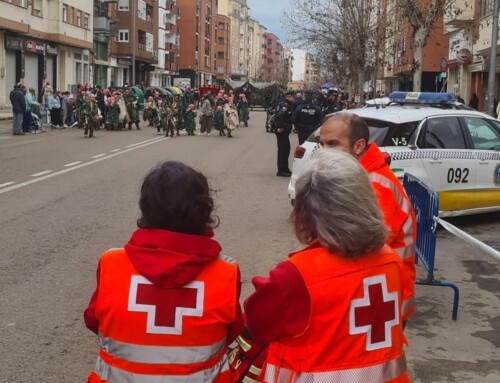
[98,334,225,364]
[264,353,407,383]
[248,364,262,376]
[236,335,252,352]
[94,354,230,383]
[243,376,261,383]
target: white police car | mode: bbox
[288,92,500,217]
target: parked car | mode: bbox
[288,92,500,217]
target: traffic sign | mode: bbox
[440,57,448,72]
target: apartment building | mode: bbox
[381,0,448,93]
[151,0,179,87]
[218,0,251,81]
[176,0,217,87]
[108,0,158,87]
[214,14,231,85]
[262,32,278,82]
[303,52,320,89]
[247,18,266,81]
[0,0,93,105]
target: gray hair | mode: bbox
[291,150,387,258]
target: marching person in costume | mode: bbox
[104,96,120,131]
[124,88,141,130]
[184,104,197,136]
[223,97,239,138]
[214,105,226,136]
[245,150,409,383]
[236,93,249,127]
[82,93,102,138]
[84,161,244,383]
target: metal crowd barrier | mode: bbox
[403,173,460,320]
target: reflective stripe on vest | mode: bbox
[98,334,226,364]
[94,353,230,383]
[263,353,407,383]
[369,172,415,318]
[368,172,415,261]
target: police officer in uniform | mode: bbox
[291,91,323,145]
[274,91,295,177]
[322,88,338,116]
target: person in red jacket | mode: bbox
[84,161,244,383]
[245,150,409,383]
[319,113,416,321]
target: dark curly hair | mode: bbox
[137,161,219,235]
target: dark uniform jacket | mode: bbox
[291,103,323,131]
[274,100,294,134]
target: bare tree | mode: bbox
[397,0,459,91]
[283,0,380,92]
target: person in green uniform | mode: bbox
[105,96,121,131]
[124,88,140,130]
[214,105,225,136]
[236,93,249,127]
[184,104,197,136]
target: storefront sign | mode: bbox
[118,58,131,65]
[45,43,58,56]
[457,49,472,65]
[5,36,23,50]
[24,40,45,54]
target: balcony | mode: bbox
[165,42,177,52]
[165,22,178,34]
[165,2,178,15]
[94,17,111,32]
[165,62,178,72]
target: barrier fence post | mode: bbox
[403,173,460,320]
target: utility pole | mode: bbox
[487,0,499,116]
[132,0,136,86]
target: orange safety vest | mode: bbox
[361,144,417,320]
[88,249,239,383]
[262,245,410,383]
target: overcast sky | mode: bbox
[246,0,289,42]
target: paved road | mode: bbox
[0,114,499,382]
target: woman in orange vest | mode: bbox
[84,161,244,383]
[245,150,410,383]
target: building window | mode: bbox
[84,13,90,29]
[76,10,82,27]
[62,4,68,22]
[118,29,129,42]
[32,0,42,16]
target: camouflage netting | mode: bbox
[224,80,281,108]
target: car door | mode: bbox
[416,116,477,212]
[460,116,500,210]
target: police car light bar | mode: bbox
[389,92,457,104]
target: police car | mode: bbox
[288,92,500,217]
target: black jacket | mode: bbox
[274,100,293,133]
[291,103,323,130]
[10,86,26,114]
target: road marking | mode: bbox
[0,136,166,195]
[31,170,53,177]
[110,149,122,152]
[0,182,15,188]
[126,137,162,148]
[91,153,106,159]
[64,161,83,167]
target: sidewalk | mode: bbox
[0,111,13,121]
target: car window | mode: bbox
[462,117,500,151]
[418,116,466,149]
[307,128,321,144]
[382,121,419,147]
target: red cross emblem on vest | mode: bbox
[128,275,204,335]
[349,275,399,351]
